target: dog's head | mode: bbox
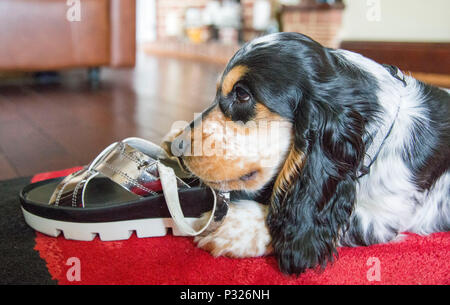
[173,33,325,193]
[170,32,378,274]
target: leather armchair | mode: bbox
[0,0,136,71]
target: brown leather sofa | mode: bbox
[0,0,136,72]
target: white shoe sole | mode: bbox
[22,207,198,241]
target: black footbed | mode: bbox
[20,177,214,223]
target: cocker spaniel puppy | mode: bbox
[168,32,449,275]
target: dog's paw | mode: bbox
[194,200,272,258]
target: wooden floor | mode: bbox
[0,53,224,180]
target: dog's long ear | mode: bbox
[268,89,366,275]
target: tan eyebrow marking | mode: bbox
[221,65,249,96]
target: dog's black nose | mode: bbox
[170,134,191,157]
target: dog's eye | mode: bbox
[235,86,250,103]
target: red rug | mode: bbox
[32,168,450,285]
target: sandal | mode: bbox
[20,137,229,241]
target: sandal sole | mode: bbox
[22,207,198,241]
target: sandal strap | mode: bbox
[92,142,161,197]
[158,162,217,236]
[48,168,98,207]
[49,139,187,207]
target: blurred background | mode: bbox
[143,0,450,70]
[0,0,449,179]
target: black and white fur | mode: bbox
[186,33,450,275]
[334,50,450,247]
